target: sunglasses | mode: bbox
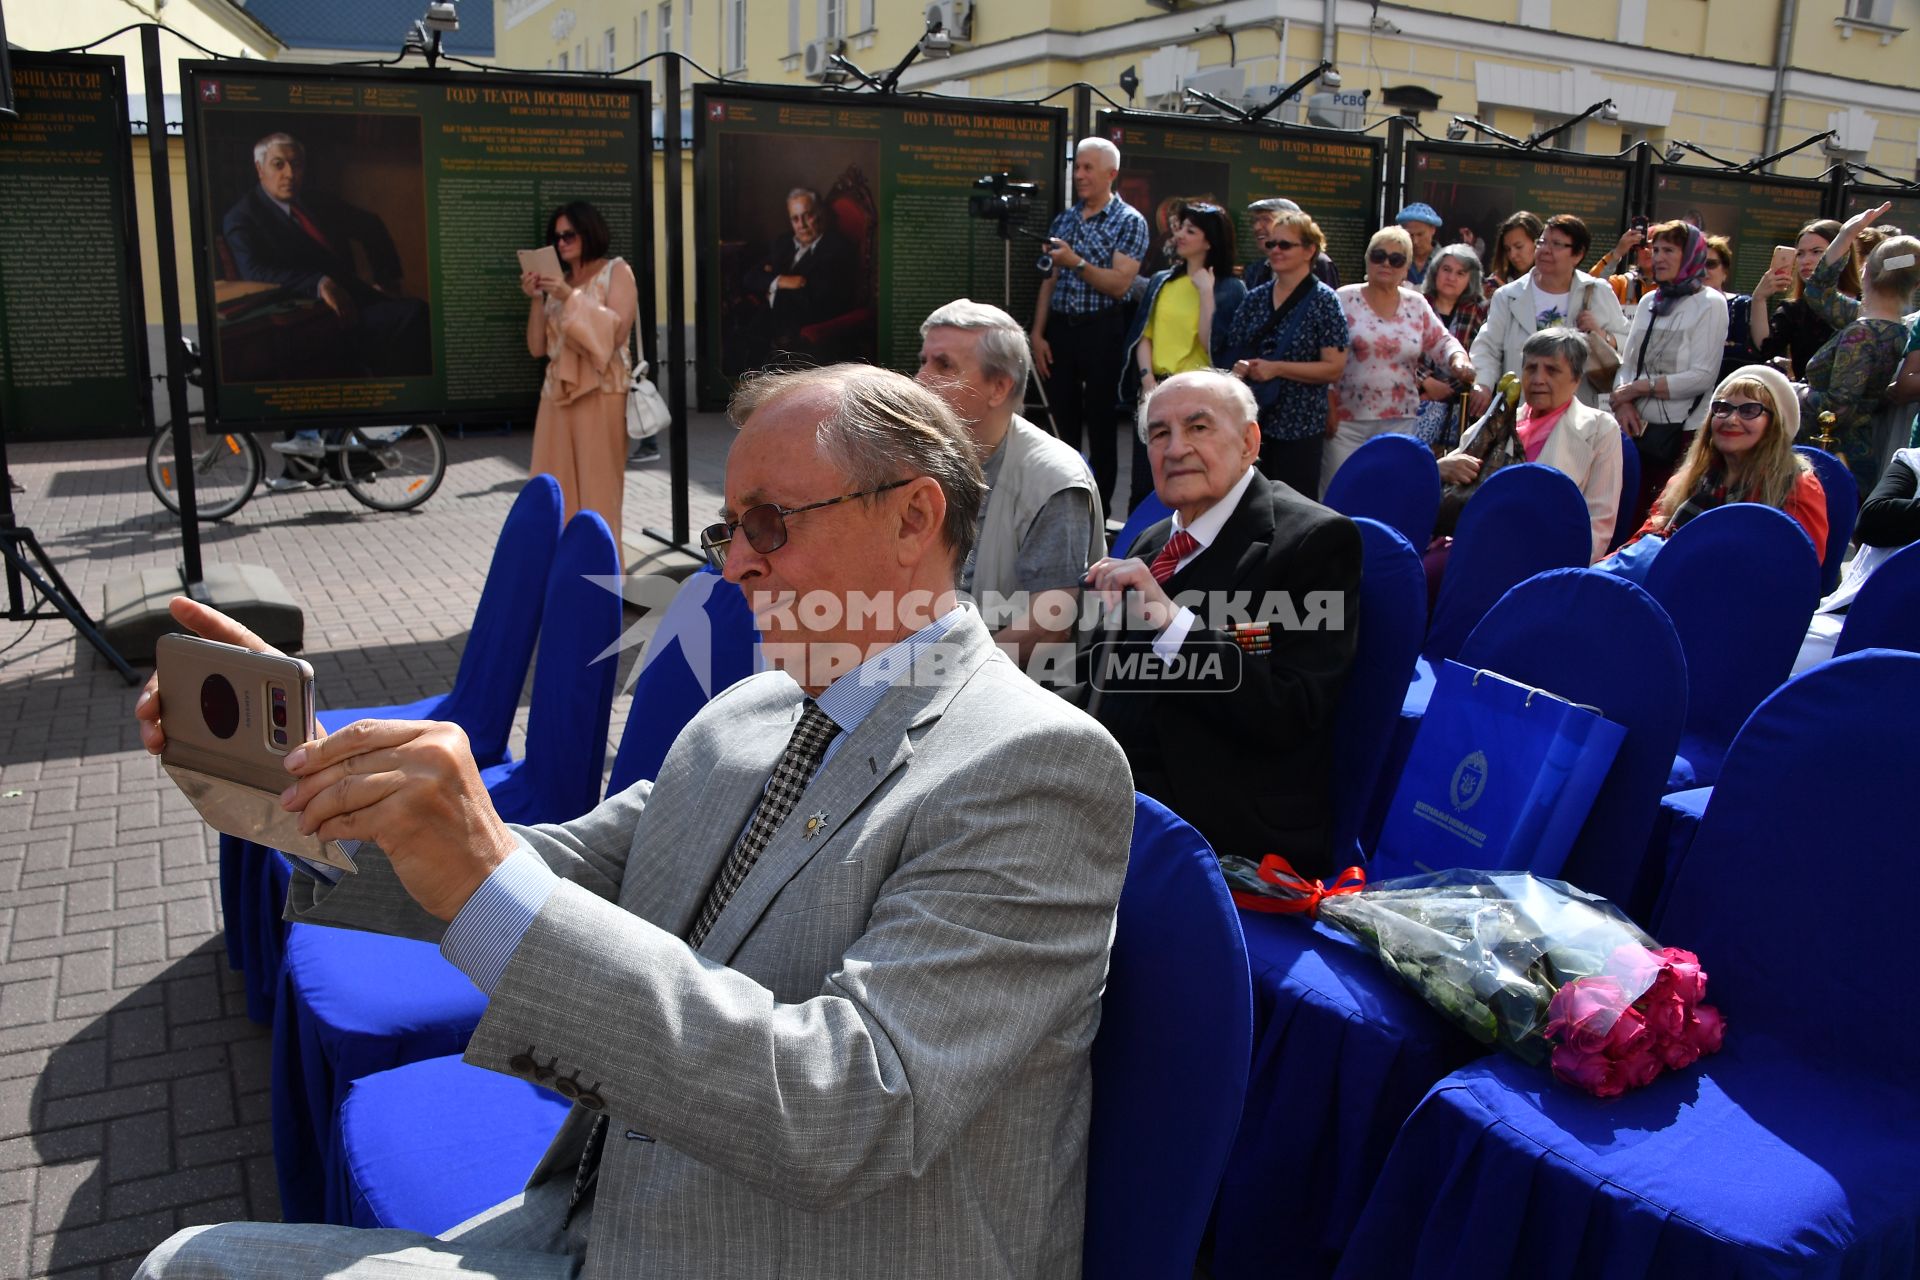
[1709,400,1770,422]
[552,229,580,244]
[1368,249,1408,268]
[699,478,911,572]
[1180,202,1223,215]
[1263,238,1304,253]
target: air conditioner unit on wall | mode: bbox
[926,0,974,46]
[803,37,847,83]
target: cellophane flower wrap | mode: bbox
[1220,860,1725,1096]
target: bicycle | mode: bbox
[146,340,448,520]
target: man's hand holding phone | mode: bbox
[138,597,514,922]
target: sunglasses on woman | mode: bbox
[552,230,580,244]
[1263,237,1303,253]
[1708,401,1770,422]
[1368,249,1409,268]
[699,478,912,572]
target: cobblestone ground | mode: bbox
[0,422,731,1279]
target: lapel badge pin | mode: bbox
[803,810,829,841]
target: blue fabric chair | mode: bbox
[1645,785,1711,932]
[1323,434,1442,553]
[338,1053,569,1234]
[219,476,564,1021]
[1643,502,1821,791]
[1083,795,1252,1280]
[1338,650,1920,1280]
[1327,520,1427,864]
[1795,444,1859,595]
[1835,540,1920,658]
[1423,463,1590,665]
[272,512,623,1223]
[606,568,758,794]
[1610,428,1640,552]
[1211,570,1686,1280]
[1111,491,1171,559]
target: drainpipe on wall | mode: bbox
[1322,0,1338,73]
[1763,0,1799,171]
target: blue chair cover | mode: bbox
[1423,463,1590,665]
[1610,427,1639,552]
[606,569,758,794]
[339,1054,569,1234]
[1327,520,1426,863]
[1323,434,1442,553]
[1339,651,1920,1280]
[1643,503,1821,791]
[1083,795,1251,1280]
[1645,785,1710,932]
[1835,540,1920,658]
[1111,492,1172,559]
[271,512,622,1223]
[1797,444,1860,595]
[218,477,563,1021]
[1211,570,1686,1280]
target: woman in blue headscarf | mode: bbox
[1610,220,1729,526]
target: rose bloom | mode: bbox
[1547,976,1631,1055]
[1643,987,1688,1040]
[1615,1044,1665,1090]
[1551,1043,1625,1098]
[1654,947,1707,1003]
[1685,1004,1727,1055]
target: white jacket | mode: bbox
[1614,288,1730,434]
[1460,397,1624,562]
[1470,271,1629,410]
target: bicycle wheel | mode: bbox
[146,421,263,520]
[341,424,447,512]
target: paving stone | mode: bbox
[107,1164,240,1218]
[105,1111,172,1185]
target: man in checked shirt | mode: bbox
[1030,137,1149,513]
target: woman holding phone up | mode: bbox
[522,200,638,554]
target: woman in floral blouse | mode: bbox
[1799,203,1920,491]
[1224,209,1350,497]
[1325,226,1474,494]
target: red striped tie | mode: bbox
[1150,529,1199,584]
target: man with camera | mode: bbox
[1029,137,1148,512]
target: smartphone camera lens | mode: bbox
[271,687,287,729]
[199,674,240,740]
[272,728,288,747]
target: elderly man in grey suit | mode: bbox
[131,364,1135,1279]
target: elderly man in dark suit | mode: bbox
[741,186,859,358]
[220,131,430,378]
[1085,368,1361,876]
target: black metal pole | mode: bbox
[0,401,22,617]
[1630,141,1654,227]
[141,23,203,589]
[663,55,689,548]
[1072,84,1091,153]
[1383,116,1408,230]
[637,80,658,386]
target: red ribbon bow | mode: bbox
[1231,855,1366,917]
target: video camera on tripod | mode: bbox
[969,172,1045,246]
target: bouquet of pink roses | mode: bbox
[1220,860,1725,1097]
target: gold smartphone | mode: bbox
[1770,244,1797,277]
[156,634,317,794]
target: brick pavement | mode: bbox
[0,421,732,1279]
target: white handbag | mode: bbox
[626,357,671,441]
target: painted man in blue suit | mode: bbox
[221,132,431,378]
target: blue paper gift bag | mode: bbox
[1375,660,1627,879]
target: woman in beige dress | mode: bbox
[521,201,637,556]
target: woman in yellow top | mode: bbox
[1118,202,1247,510]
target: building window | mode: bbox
[789,0,801,53]
[557,50,569,70]
[824,0,845,42]
[605,28,617,71]
[728,0,748,69]
[637,13,647,59]
[1844,0,1892,20]
[859,0,875,32]
[686,0,695,59]
[659,1,672,52]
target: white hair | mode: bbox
[1074,136,1121,171]
[1136,369,1258,443]
[253,132,302,166]
[920,298,1032,390]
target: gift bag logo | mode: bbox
[1450,750,1489,811]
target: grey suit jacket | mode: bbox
[287,611,1135,1278]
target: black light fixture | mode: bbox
[1664,138,1742,170]
[1740,130,1837,173]
[833,17,947,93]
[1245,59,1334,124]
[1118,65,1139,106]
[1448,114,1525,148]
[406,0,458,68]
[1522,98,1614,151]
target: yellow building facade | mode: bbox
[495,0,1920,181]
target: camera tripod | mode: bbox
[0,412,139,683]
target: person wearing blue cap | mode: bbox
[1394,202,1444,286]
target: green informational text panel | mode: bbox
[1842,186,1920,241]
[1650,167,1827,292]
[1405,143,1631,276]
[695,85,1065,409]
[1097,111,1384,285]
[183,61,646,429]
[0,51,149,440]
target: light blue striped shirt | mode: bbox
[439,606,966,995]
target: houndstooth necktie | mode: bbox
[567,698,842,1218]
